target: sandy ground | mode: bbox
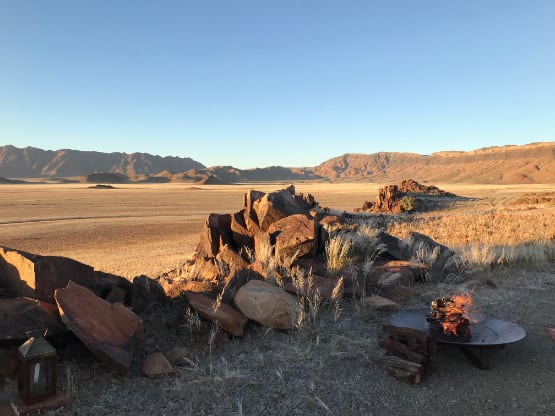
[0,182,554,415]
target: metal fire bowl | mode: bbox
[389,309,526,346]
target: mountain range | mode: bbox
[0,142,553,184]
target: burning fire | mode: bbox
[428,293,474,338]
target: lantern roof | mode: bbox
[18,336,57,359]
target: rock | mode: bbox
[234,280,300,330]
[189,257,221,281]
[160,278,217,298]
[0,347,18,379]
[362,295,401,311]
[222,267,264,303]
[164,346,190,366]
[0,297,66,341]
[215,244,249,271]
[319,215,346,230]
[230,209,253,247]
[54,281,144,376]
[253,189,309,231]
[131,275,167,313]
[186,292,248,337]
[268,214,317,266]
[142,352,175,378]
[0,246,131,303]
[254,232,273,264]
[105,286,127,304]
[283,275,344,300]
[243,190,265,235]
[403,232,462,281]
[194,213,233,258]
[373,231,406,261]
[371,260,429,288]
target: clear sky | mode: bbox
[1,1,554,169]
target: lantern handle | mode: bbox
[25,328,48,339]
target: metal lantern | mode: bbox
[18,330,58,404]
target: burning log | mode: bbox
[379,325,436,384]
[427,294,473,339]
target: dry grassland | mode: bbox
[1,182,554,278]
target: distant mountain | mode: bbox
[313,142,555,184]
[1,142,553,184]
[0,145,205,178]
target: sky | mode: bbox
[1,1,554,169]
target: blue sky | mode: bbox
[1,1,554,169]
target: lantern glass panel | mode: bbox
[29,360,52,397]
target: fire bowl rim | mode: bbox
[389,308,527,346]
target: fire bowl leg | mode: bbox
[459,346,492,370]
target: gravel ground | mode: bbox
[3,266,554,416]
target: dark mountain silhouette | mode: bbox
[0,142,553,184]
[0,145,205,178]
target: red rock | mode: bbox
[54,281,144,376]
[0,297,66,341]
[234,280,300,330]
[142,352,175,378]
[222,267,264,303]
[0,246,131,303]
[131,275,167,313]
[282,275,343,300]
[160,278,216,298]
[253,189,309,231]
[216,244,249,271]
[194,213,233,258]
[230,209,253,247]
[548,327,555,342]
[371,260,429,287]
[268,214,317,266]
[186,292,248,337]
[362,295,401,311]
[319,215,346,230]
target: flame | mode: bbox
[429,293,474,337]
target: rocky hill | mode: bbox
[0,142,553,184]
[313,142,555,184]
[0,146,205,178]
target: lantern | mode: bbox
[18,330,58,404]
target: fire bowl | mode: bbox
[389,308,526,346]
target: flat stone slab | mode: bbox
[0,297,66,341]
[186,292,248,337]
[362,295,401,311]
[54,281,144,376]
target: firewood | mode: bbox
[379,356,424,384]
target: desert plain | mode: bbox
[1,181,554,416]
[1,181,554,279]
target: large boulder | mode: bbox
[253,189,309,231]
[268,214,317,266]
[215,244,249,272]
[54,281,144,376]
[0,297,67,341]
[282,274,343,300]
[234,280,300,330]
[186,292,248,337]
[0,246,131,303]
[222,266,264,303]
